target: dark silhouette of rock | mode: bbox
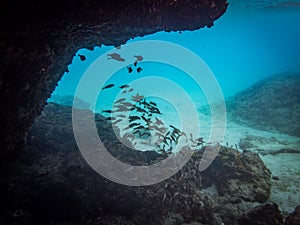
[238,204,284,225]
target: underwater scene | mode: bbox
[3,0,300,225]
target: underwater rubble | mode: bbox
[0,103,299,225]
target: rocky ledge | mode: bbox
[0,0,228,157]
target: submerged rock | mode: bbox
[0,103,274,225]
[238,204,284,225]
[285,206,300,225]
[0,0,229,159]
[227,72,300,137]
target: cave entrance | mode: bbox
[46,37,214,158]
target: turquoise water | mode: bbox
[50,0,300,102]
[48,1,300,150]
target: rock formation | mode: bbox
[0,0,228,157]
[0,103,273,224]
[227,72,300,137]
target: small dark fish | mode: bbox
[149,101,157,106]
[195,142,202,147]
[134,125,145,130]
[121,102,134,107]
[114,98,126,104]
[131,93,144,102]
[78,54,86,61]
[189,133,195,144]
[162,137,168,145]
[150,108,161,114]
[134,61,138,67]
[141,100,151,107]
[135,107,147,113]
[107,53,125,62]
[141,115,151,123]
[166,136,172,142]
[129,116,140,122]
[155,118,164,126]
[123,123,141,130]
[122,90,127,94]
[115,46,121,50]
[175,136,180,145]
[102,110,114,113]
[159,148,167,155]
[170,125,181,134]
[196,137,204,142]
[112,119,122,125]
[127,66,133,73]
[116,114,126,118]
[132,130,142,137]
[170,135,176,143]
[137,67,143,73]
[129,122,141,128]
[102,84,115,90]
[120,84,130,89]
[128,88,134,92]
[134,55,144,61]
[114,105,130,112]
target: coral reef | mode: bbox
[0,103,274,225]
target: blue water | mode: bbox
[49,0,300,103]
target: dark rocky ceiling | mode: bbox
[0,0,228,157]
